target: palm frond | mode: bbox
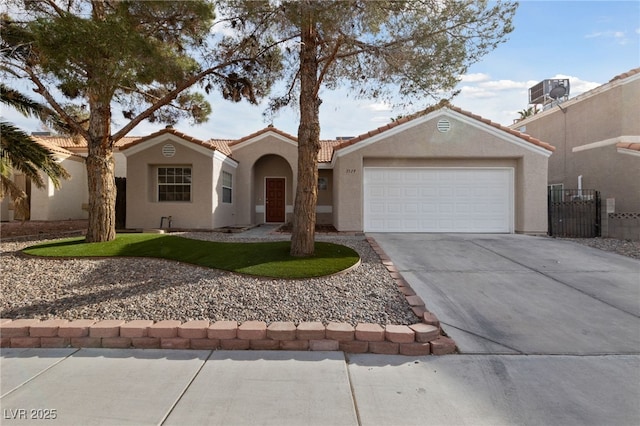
[0,83,70,132]
[0,122,70,189]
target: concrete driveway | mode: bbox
[369,233,640,355]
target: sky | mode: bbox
[2,0,639,141]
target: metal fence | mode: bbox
[548,189,601,238]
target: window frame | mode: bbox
[548,183,564,203]
[222,170,233,204]
[157,166,192,202]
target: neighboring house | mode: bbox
[3,105,555,234]
[511,68,640,240]
[0,136,133,222]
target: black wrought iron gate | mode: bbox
[548,189,600,237]
[115,177,126,230]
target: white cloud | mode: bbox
[550,74,601,97]
[585,30,631,45]
[478,79,529,91]
[458,73,491,83]
[458,86,495,99]
[365,102,393,112]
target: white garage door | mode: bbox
[364,168,513,233]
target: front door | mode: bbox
[265,178,285,222]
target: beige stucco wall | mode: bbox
[515,74,640,212]
[124,136,236,230]
[30,156,89,221]
[316,169,333,224]
[0,196,10,221]
[333,111,551,234]
[211,154,238,228]
[113,151,127,178]
[230,134,298,224]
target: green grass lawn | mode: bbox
[22,234,360,279]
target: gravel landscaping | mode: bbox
[556,237,640,260]
[0,231,418,326]
[2,220,637,328]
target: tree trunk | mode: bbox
[290,5,321,257]
[85,101,116,242]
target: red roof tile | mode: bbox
[33,135,139,149]
[227,126,298,146]
[617,142,640,152]
[319,140,342,163]
[32,137,80,158]
[118,128,215,151]
[207,139,234,157]
[609,67,640,83]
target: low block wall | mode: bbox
[0,317,455,356]
[604,213,640,241]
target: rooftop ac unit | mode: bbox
[528,79,570,105]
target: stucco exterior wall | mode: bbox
[0,196,10,221]
[333,112,550,234]
[113,152,127,178]
[211,154,238,228]
[30,156,89,221]
[515,74,640,212]
[125,137,223,230]
[316,169,333,224]
[230,134,298,224]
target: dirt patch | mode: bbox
[0,220,88,240]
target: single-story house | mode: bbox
[120,105,554,234]
[2,105,554,234]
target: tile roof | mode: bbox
[207,139,234,157]
[447,105,555,152]
[223,126,340,163]
[609,67,640,83]
[32,137,79,158]
[616,142,640,152]
[32,135,139,148]
[332,102,555,154]
[38,102,556,165]
[319,140,342,163]
[118,128,215,151]
[227,126,298,146]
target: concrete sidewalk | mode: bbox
[2,348,639,425]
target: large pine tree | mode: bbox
[1,0,280,241]
[218,0,517,256]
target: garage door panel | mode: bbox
[364,168,512,233]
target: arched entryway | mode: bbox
[252,154,294,224]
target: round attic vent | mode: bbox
[437,119,451,133]
[162,144,176,157]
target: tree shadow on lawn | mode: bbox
[1,260,198,319]
[22,235,360,279]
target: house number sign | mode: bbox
[346,169,357,174]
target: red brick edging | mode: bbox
[0,317,455,355]
[0,236,457,356]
